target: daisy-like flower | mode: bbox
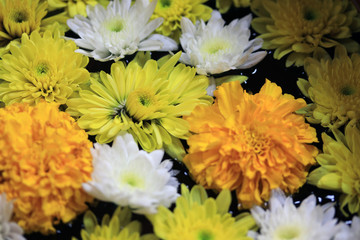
[83,133,179,215]
[151,0,212,41]
[251,0,360,67]
[74,207,158,240]
[0,101,93,234]
[308,123,360,215]
[67,0,178,62]
[334,216,360,240]
[149,184,256,240]
[0,193,25,240]
[66,52,212,160]
[297,45,360,128]
[180,11,266,75]
[48,0,109,17]
[183,80,318,209]
[0,30,90,106]
[0,0,67,56]
[216,0,251,14]
[249,189,339,240]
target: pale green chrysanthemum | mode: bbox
[148,184,256,240]
[251,0,360,67]
[66,52,212,160]
[74,207,158,240]
[150,0,212,41]
[297,45,360,128]
[308,123,360,216]
[216,0,250,14]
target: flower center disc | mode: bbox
[11,10,29,23]
[160,0,172,8]
[105,18,125,32]
[341,86,356,96]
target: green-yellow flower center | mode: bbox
[105,18,125,32]
[36,63,49,76]
[303,8,318,21]
[11,10,29,23]
[275,225,301,240]
[201,39,231,55]
[198,231,214,240]
[341,86,356,96]
[120,173,145,189]
[160,0,172,8]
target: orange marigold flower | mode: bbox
[183,80,318,209]
[0,101,93,234]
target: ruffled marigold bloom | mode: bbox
[216,0,250,13]
[251,0,360,67]
[149,184,256,240]
[151,0,212,41]
[297,46,360,128]
[0,0,67,56]
[0,101,93,234]
[48,0,109,17]
[308,124,360,216]
[74,207,158,240]
[183,80,318,209]
[66,52,212,160]
[0,30,90,106]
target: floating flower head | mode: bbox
[67,52,212,160]
[83,133,179,214]
[149,184,256,240]
[67,0,178,61]
[0,30,90,106]
[308,123,360,216]
[249,189,339,240]
[0,193,25,240]
[0,101,93,234]
[151,0,212,41]
[183,80,318,209]
[48,0,109,17]
[0,0,67,56]
[74,207,158,240]
[216,0,250,13]
[297,45,360,128]
[334,216,360,240]
[180,11,266,75]
[251,0,360,67]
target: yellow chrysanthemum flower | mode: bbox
[151,0,212,41]
[216,0,250,13]
[0,0,67,56]
[149,184,256,240]
[251,0,360,67]
[297,45,360,128]
[0,101,93,234]
[308,124,360,216]
[66,52,212,160]
[0,30,90,106]
[183,80,318,209]
[74,207,158,240]
[48,0,109,17]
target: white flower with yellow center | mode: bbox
[249,189,340,240]
[83,133,179,214]
[67,0,178,61]
[179,10,266,75]
[0,193,25,240]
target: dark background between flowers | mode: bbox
[25,0,360,239]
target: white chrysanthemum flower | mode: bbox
[179,10,266,75]
[334,217,360,240]
[67,0,178,61]
[249,189,339,240]
[0,193,25,240]
[83,133,179,215]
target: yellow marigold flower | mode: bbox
[48,0,109,17]
[74,207,158,240]
[297,45,360,128]
[0,101,93,234]
[151,0,212,41]
[149,184,256,240]
[66,52,212,160]
[183,80,318,209]
[216,0,250,14]
[308,124,360,216]
[0,30,90,106]
[251,0,360,67]
[0,0,67,56]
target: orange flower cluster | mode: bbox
[184,80,318,208]
[0,102,93,234]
